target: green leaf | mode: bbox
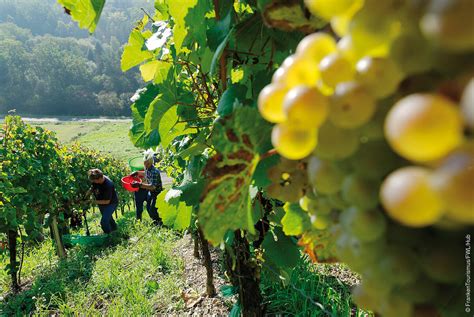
[156,190,192,230]
[121,30,154,72]
[58,0,105,33]
[168,0,199,53]
[217,84,247,116]
[262,227,301,270]
[281,202,311,236]
[158,105,198,148]
[207,9,232,50]
[139,60,172,84]
[252,154,280,188]
[210,28,233,75]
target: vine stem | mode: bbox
[260,148,277,161]
[213,0,227,92]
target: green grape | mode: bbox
[339,207,386,242]
[308,197,332,215]
[461,78,474,130]
[431,143,474,224]
[379,293,413,317]
[299,196,310,211]
[358,100,391,141]
[271,123,318,160]
[378,245,420,286]
[335,232,384,271]
[267,165,282,182]
[351,140,402,181]
[273,54,320,88]
[389,31,435,75]
[352,283,383,311]
[419,242,464,284]
[308,157,344,194]
[420,0,474,52]
[267,183,302,203]
[329,82,376,128]
[380,166,444,227]
[327,192,349,210]
[304,0,357,20]
[385,93,463,162]
[319,52,355,88]
[310,213,329,230]
[258,83,289,123]
[396,275,438,304]
[283,86,329,127]
[296,32,337,63]
[355,57,404,98]
[341,175,379,210]
[314,121,359,160]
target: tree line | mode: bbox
[0,0,154,116]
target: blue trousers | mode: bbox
[134,189,161,224]
[98,203,118,234]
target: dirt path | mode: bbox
[170,234,234,316]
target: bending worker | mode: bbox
[88,168,119,234]
[131,150,163,225]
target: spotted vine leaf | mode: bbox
[199,106,272,245]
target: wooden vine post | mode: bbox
[50,215,66,258]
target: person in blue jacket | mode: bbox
[88,168,119,234]
[130,150,163,225]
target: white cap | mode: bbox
[143,149,154,162]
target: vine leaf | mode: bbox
[156,190,192,230]
[158,105,198,148]
[168,0,199,53]
[262,227,301,278]
[121,29,154,72]
[217,84,247,116]
[58,0,105,33]
[199,106,272,245]
[281,202,311,236]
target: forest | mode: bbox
[0,0,154,116]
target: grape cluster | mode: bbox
[258,0,473,316]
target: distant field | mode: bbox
[31,120,142,163]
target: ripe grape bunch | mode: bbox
[258,0,473,316]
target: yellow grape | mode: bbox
[348,7,399,57]
[314,121,359,159]
[385,93,463,162]
[330,82,376,129]
[273,55,320,88]
[380,167,444,227]
[319,53,355,88]
[337,36,363,64]
[257,83,289,123]
[304,0,356,20]
[461,78,474,129]
[356,57,403,98]
[431,143,474,224]
[330,0,363,36]
[283,86,329,127]
[271,123,317,160]
[420,0,474,52]
[296,32,337,64]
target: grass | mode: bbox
[0,213,186,316]
[31,121,141,162]
[261,258,372,317]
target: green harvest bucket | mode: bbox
[62,234,109,247]
[128,156,143,172]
